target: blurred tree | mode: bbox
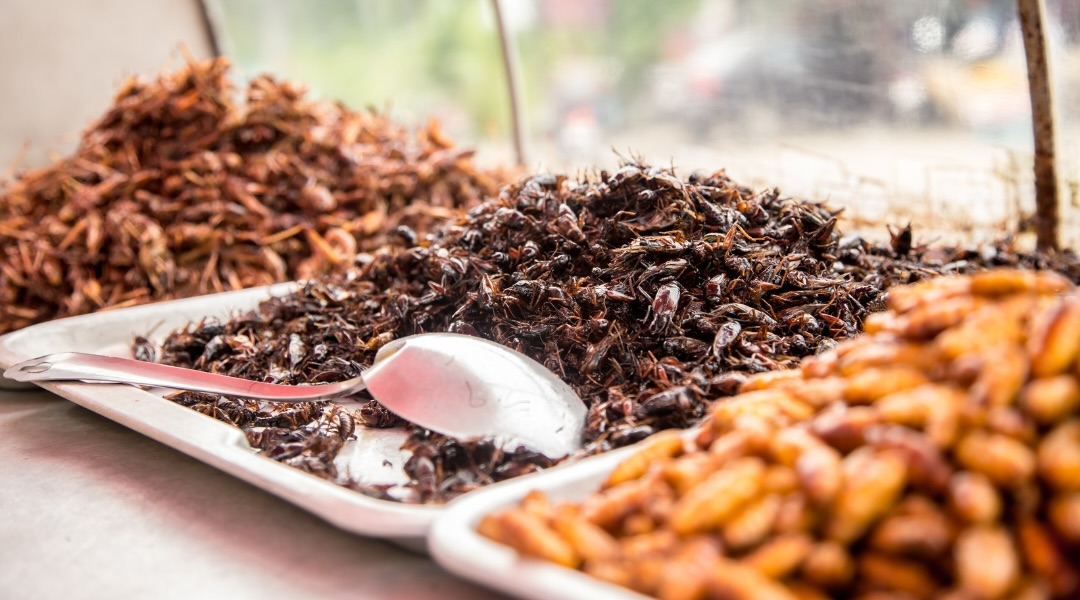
[215,0,507,138]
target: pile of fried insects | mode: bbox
[0,58,507,334]
[143,162,1080,504]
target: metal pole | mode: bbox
[1017,0,1059,251]
[196,0,226,58]
[491,0,527,167]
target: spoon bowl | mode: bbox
[4,333,587,458]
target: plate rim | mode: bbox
[429,443,653,600]
[0,284,443,540]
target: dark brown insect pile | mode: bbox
[149,165,1080,503]
[0,57,507,334]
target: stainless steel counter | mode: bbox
[0,389,504,599]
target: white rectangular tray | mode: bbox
[430,443,650,600]
[0,285,441,547]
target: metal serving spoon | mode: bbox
[3,333,587,458]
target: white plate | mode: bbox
[0,285,440,547]
[430,443,652,600]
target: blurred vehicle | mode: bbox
[917,0,1068,135]
[646,0,1069,138]
[648,1,910,138]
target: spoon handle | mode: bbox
[4,352,362,402]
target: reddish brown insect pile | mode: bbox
[0,57,507,334]
[481,269,1080,599]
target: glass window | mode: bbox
[208,0,1080,245]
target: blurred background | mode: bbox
[0,0,216,168]
[3,0,1079,244]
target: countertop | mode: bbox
[0,388,505,599]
